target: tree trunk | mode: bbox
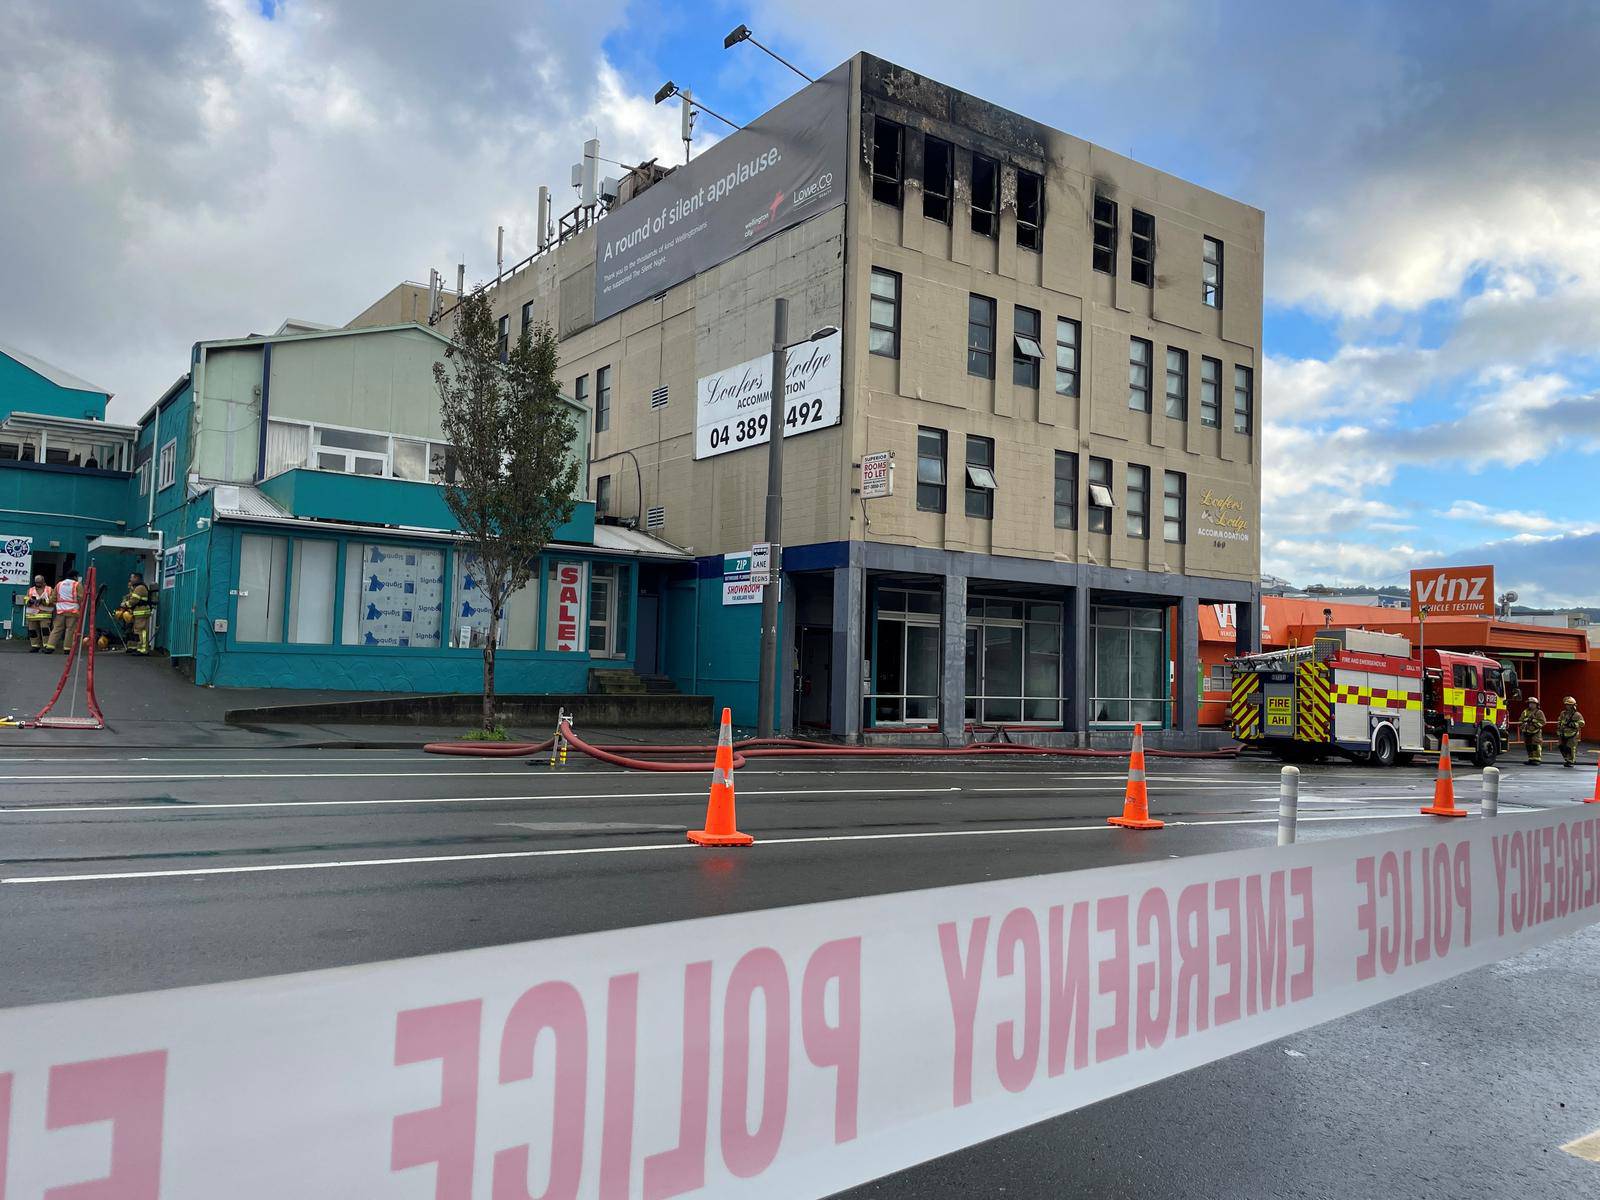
[482,632,497,731]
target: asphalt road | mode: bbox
[1,744,1597,1197]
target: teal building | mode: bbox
[4,325,709,707]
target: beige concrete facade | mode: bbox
[374,52,1264,743]
[429,54,1260,585]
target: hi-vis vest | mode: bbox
[54,578,81,613]
[25,586,53,617]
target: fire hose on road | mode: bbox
[424,723,1242,770]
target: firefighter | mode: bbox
[121,572,154,655]
[1519,696,1545,765]
[1557,697,1586,768]
[23,575,53,652]
[43,569,81,653]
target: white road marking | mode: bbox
[0,785,963,816]
[0,810,1430,885]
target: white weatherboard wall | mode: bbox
[1,807,1598,1197]
[265,328,449,444]
[195,345,264,483]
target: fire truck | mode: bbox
[1227,627,1516,767]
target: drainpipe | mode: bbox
[146,403,160,530]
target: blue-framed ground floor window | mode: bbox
[231,530,632,657]
[1090,603,1169,727]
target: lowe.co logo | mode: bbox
[791,171,834,210]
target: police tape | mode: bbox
[3,805,1599,1197]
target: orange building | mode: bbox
[1200,598,1595,734]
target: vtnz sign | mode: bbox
[1410,565,1494,618]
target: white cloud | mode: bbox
[0,0,687,422]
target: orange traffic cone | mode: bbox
[1587,758,1599,805]
[1422,734,1466,817]
[688,708,754,846]
[1109,723,1163,830]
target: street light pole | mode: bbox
[756,297,788,739]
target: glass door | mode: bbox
[588,573,614,657]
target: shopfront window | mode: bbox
[237,534,288,644]
[340,543,445,647]
[965,598,1062,725]
[1091,605,1168,726]
[869,587,941,725]
[450,553,537,650]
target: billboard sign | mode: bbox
[695,329,842,460]
[0,535,32,586]
[1410,564,1494,618]
[593,63,849,323]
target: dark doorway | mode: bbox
[635,592,660,675]
[797,625,832,730]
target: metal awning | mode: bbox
[87,535,162,555]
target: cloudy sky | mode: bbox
[3,0,1598,604]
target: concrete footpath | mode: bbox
[1,641,728,751]
[1,641,539,749]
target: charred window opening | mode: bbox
[1016,169,1043,251]
[1092,192,1117,274]
[971,154,998,239]
[923,137,953,225]
[872,117,904,207]
[1131,209,1155,286]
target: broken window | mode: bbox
[1203,236,1223,307]
[1013,306,1042,388]
[872,117,903,207]
[971,154,998,239]
[1131,209,1155,286]
[923,136,953,225]
[1092,192,1117,274]
[1017,169,1043,251]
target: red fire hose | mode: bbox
[424,724,1240,770]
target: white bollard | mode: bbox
[1278,765,1300,846]
[1482,765,1499,818]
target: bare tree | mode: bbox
[435,292,580,730]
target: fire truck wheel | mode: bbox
[1473,728,1500,767]
[1370,726,1399,769]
